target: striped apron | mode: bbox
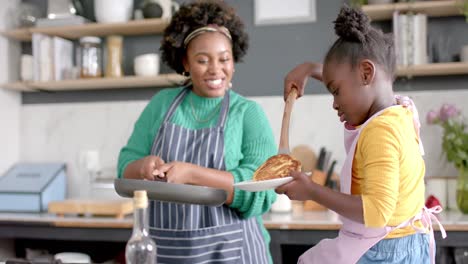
[149,87,269,264]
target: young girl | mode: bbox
[276,6,445,264]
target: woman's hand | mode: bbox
[284,62,323,101]
[154,161,197,184]
[275,171,314,201]
[139,155,165,180]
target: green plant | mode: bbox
[350,0,367,7]
[456,0,468,22]
[427,104,468,169]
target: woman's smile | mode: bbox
[205,78,225,90]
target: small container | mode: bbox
[105,35,123,77]
[134,53,160,77]
[79,36,102,78]
[271,194,292,213]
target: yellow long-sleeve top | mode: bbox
[352,106,426,238]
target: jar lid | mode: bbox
[80,36,101,44]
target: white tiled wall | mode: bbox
[0,0,21,259]
[0,0,20,175]
[20,89,467,199]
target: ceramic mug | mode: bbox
[94,0,133,23]
[271,194,292,213]
[134,53,160,77]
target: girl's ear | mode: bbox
[359,59,375,85]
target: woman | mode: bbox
[118,1,277,263]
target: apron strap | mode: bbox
[394,95,425,155]
[391,206,446,264]
[216,90,230,128]
[422,206,447,264]
[163,87,191,123]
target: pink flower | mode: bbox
[426,110,439,124]
[439,104,460,122]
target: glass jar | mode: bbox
[457,166,468,214]
[79,36,102,78]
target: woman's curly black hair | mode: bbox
[160,0,249,74]
[325,5,396,77]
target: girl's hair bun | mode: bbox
[334,5,370,43]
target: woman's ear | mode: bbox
[359,59,375,85]
[182,56,189,73]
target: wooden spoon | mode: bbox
[278,88,298,154]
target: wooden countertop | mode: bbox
[263,209,468,231]
[0,212,133,228]
[1,209,468,231]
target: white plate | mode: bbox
[233,177,293,192]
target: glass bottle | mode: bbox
[126,190,157,264]
[105,35,123,77]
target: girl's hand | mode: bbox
[275,171,314,201]
[139,155,165,180]
[154,161,197,184]
[284,62,323,101]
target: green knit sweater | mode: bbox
[118,87,277,257]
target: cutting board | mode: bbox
[303,170,327,211]
[48,199,133,219]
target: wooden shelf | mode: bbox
[0,18,170,41]
[1,74,185,92]
[2,81,37,92]
[397,62,468,76]
[362,0,464,21]
[0,28,31,41]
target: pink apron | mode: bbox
[298,96,446,264]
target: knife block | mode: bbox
[303,170,327,211]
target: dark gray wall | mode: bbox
[22,0,468,104]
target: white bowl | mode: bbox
[134,53,160,77]
[54,252,91,263]
[94,0,133,23]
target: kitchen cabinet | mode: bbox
[265,208,468,264]
[362,0,468,77]
[1,210,468,263]
[0,18,185,92]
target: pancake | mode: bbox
[253,154,301,181]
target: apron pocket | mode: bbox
[150,222,244,264]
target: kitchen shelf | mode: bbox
[1,74,185,92]
[362,0,464,21]
[396,62,468,76]
[0,18,170,41]
[0,28,31,41]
